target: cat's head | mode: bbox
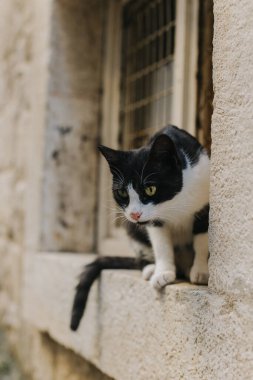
[98,134,183,225]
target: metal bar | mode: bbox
[126,54,174,83]
[121,0,176,148]
[124,86,173,112]
[127,21,176,57]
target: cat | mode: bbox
[70,125,210,331]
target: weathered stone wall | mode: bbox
[41,0,103,252]
[209,0,253,295]
[0,0,108,379]
[16,327,111,380]
[1,0,253,379]
[0,0,33,338]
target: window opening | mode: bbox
[121,0,176,148]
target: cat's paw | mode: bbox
[142,264,155,281]
[150,270,176,290]
[190,263,209,285]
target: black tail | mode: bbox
[70,256,150,331]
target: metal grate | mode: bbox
[121,0,176,148]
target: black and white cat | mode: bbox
[70,126,209,331]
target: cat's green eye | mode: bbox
[144,186,157,196]
[117,188,128,198]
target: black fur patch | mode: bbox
[149,126,204,168]
[99,126,205,213]
[126,223,151,247]
[193,204,209,234]
[70,256,151,331]
[126,221,163,249]
[152,220,164,227]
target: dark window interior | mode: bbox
[120,0,176,148]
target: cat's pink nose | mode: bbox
[130,212,142,221]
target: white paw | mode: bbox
[142,264,155,281]
[150,270,176,290]
[190,263,209,285]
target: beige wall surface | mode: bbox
[0,0,34,338]
[0,0,253,379]
[41,0,103,252]
[209,0,253,296]
[0,0,108,379]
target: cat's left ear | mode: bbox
[98,145,121,165]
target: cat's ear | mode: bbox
[98,145,121,165]
[150,134,176,156]
[150,134,180,165]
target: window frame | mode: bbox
[98,0,199,256]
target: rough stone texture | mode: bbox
[1,0,253,379]
[15,328,111,380]
[41,0,104,252]
[0,329,25,380]
[209,0,253,295]
[0,1,108,379]
[0,0,32,250]
[23,254,253,380]
[41,95,100,252]
[0,0,33,349]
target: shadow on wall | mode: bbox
[0,329,26,380]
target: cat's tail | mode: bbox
[70,256,150,331]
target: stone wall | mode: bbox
[41,0,103,252]
[209,0,253,296]
[0,0,32,340]
[0,0,253,379]
[0,0,108,379]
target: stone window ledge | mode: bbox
[23,253,227,379]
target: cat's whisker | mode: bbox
[113,215,127,225]
[120,218,130,228]
[142,171,159,184]
[108,212,125,218]
[113,179,124,185]
[110,165,125,184]
[140,160,149,184]
[113,214,126,221]
[106,207,120,212]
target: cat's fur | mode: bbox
[70,126,209,331]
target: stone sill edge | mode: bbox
[23,252,209,376]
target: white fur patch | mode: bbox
[142,264,155,280]
[125,153,210,240]
[147,225,176,289]
[125,184,155,223]
[154,153,210,227]
[150,270,176,289]
[124,153,210,289]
